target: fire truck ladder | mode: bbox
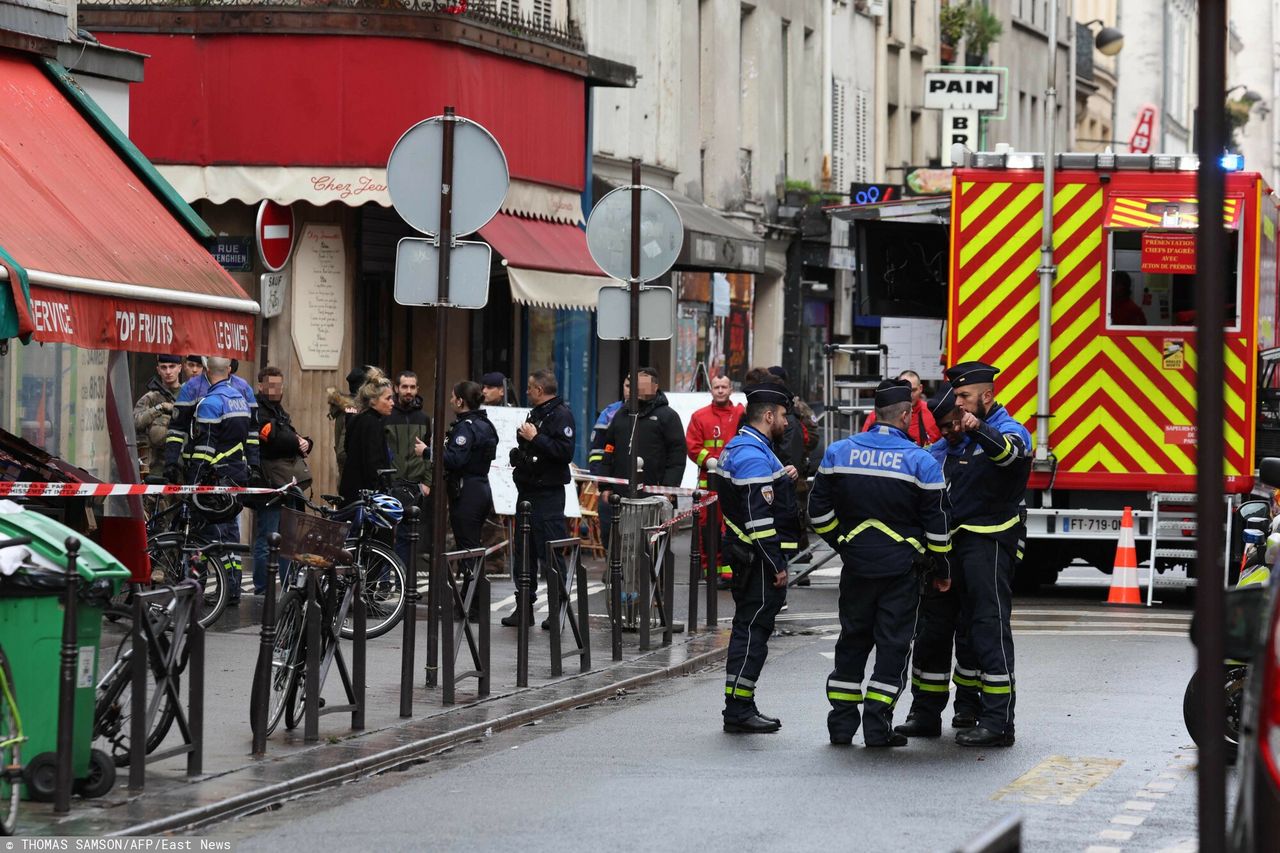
[1143,492,1235,605]
[821,343,887,448]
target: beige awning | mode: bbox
[506,267,602,311]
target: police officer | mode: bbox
[442,380,499,622]
[507,368,576,628]
[943,361,1031,748]
[896,386,982,738]
[176,357,253,600]
[809,379,952,747]
[164,357,260,485]
[713,381,801,734]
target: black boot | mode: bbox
[956,726,1015,747]
[724,715,781,734]
[951,712,979,729]
[865,732,909,748]
[500,604,534,627]
[894,713,942,738]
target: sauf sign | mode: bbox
[923,71,1002,111]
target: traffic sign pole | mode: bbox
[628,158,642,499]
[426,106,457,695]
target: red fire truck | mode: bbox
[834,150,1279,591]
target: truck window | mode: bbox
[1106,229,1241,330]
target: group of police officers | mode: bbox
[713,361,1031,748]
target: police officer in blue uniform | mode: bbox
[175,357,254,600]
[944,361,1032,748]
[896,386,982,738]
[507,368,576,627]
[443,380,499,622]
[713,381,801,734]
[164,357,260,485]
[809,379,952,747]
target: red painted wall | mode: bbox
[102,33,586,189]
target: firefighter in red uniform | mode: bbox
[687,373,744,587]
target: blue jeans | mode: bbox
[252,504,291,593]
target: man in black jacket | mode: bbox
[386,371,432,569]
[507,368,576,627]
[598,367,686,500]
[253,366,312,595]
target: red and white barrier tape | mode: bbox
[0,482,289,498]
[487,464,704,498]
[648,493,719,542]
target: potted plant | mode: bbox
[964,3,1002,64]
[940,1,967,63]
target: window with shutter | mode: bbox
[831,78,847,190]
[854,88,871,182]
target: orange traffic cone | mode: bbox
[1106,506,1142,605]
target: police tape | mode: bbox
[648,492,720,542]
[487,464,706,499]
[0,481,291,498]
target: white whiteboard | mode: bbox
[483,406,580,518]
[662,392,747,492]
[881,317,945,381]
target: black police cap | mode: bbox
[929,386,958,420]
[945,361,1001,387]
[874,379,914,408]
[744,383,792,408]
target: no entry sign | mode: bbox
[256,200,296,272]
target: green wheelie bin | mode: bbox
[0,505,130,801]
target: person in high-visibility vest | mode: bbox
[686,373,743,588]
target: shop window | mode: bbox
[0,342,112,478]
[1107,229,1241,330]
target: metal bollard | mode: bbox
[252,533,282,755]
[687,500,702,632]
[54,537,80,813]
[188,581,205,776]
[547,553,562,678]
[425,502,439,689]
[352,558,366,730]
[400,505,421,717]
[478,571,491,697]
[576,557,591,672]
[441,550,456,707]
[705,503,719,629]
[516,500,532,688]
[608,493,624,662]
[303,567,322,743]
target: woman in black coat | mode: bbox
[338,378,394,504]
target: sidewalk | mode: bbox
[22,557,735,837]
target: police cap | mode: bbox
[945,361,1001,387]
[929,385,958,420]
[744,383,792,409]
[874,379,914,408]
[480,372,506,388]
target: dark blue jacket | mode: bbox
[444,410,499,480]
[184,378,253,485]
[937,404,1031,546]
[808,424,951,579]
[711,426,802,574]
[165,373,259,469]
[512,396,576,492]
[587,399,625,473]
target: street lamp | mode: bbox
[1226,85,1264,105]
[1081,19,1125,56]
[1033,14,1124,463]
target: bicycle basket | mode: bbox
[278,508,351,569]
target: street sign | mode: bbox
[256,200,296,272]
[586,186,684,282]
[924,71,1001,111]
[260,272,287,319]
[207,237,252,272]
[596,285,674,340]
[386,116,509,236]
[941,111,979,165]
[393,238,491,309]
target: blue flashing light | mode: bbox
[1220,153,1245,171]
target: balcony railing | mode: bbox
[77,0,585,50]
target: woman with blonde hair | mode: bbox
[338,372,394,504]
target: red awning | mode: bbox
[0,53,257,358]
[478,213,609,310]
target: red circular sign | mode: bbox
[256,200,295,272]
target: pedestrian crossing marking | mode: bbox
[992,755,1124,805]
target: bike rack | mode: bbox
[638,525,676,651]
[127,579,205,792]
[302,563,366,743]
[545,537,591,677]
[440,545,493,705]
[251,535,281,756]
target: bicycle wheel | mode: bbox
[341,540,407,640]
[252,589,305,737]
[0,649,21,836]
[93,607,178,767]
[149,541,230,629]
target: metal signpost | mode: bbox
[586,159,683,497]
[386,109,508,697]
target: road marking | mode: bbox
[1153,840,1196,853]
[1099,829,1133,841]
[1111,813,1146,826]
[1010,620,1188,629]
[1124,800,1156,812]
[992,755,1124,805]
[491,583,606,613]
[1013,609,1191,620]
[1009,630,1185,637]
[1091,752,1195,849]
[1085,846,1122,853]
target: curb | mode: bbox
[110,642,729,836]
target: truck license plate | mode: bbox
[1063,517,1123,533]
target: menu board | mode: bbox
[292,223,346,370]
[484,405,580,519]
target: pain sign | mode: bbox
[923,71,1002,111]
